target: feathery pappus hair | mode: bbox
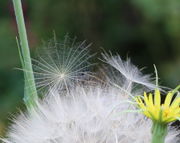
[1,86,179,143]
[101,52,158,94]
[32,36,95,93]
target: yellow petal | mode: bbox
[148,93,154,107]
[155,89,161,108]
[144,92,149,105]
[171,97,180,109]
[138,100,146,110]
[164,92,173,107]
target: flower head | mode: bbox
[136,89,180,123]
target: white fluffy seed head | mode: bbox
[32,36,95,93]
[3,46,179,143]
[1,86,179,143]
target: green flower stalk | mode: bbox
[13,0,38,110]
[136,85,180,143]
[151,122,167,143]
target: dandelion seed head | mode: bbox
[3,43,179,143]
[1,86,179,143]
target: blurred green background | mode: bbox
[0,0,180,135]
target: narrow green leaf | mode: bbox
[13,0,38,111]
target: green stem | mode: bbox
[151,122,168,143]
[13,0,38,110]
[171,84,180,95]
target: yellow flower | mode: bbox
[136,89,180,123]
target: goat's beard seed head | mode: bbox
[2,38,179,143]
[1,86,179,143]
